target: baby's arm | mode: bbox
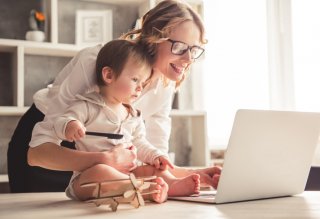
[53,100,88,141]
[153,156,174,170]
[132,116,173,169]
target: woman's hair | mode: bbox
[96,39,153,86]
[121,0,206,87]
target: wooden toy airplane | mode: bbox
[80,173,159,211]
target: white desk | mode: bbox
[0,192,319,219]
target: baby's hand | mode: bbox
[65,120,86,142]
[154,156,174,170]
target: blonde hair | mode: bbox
[121,0,207,88]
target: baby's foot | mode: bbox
[168,173,200,197]
[149,177,168,203]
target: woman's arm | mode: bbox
[27,142,137,173]
[139,83,221,188]
[143,96,173,153]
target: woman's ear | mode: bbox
[102,66,114,84]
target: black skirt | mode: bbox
[7,104,75,193]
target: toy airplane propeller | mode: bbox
[80,173,159,211]
[124,173,154,207]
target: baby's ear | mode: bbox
[102,66,114,84]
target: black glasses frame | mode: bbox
[167,39,205,59]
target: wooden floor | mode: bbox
[1,192,320,219]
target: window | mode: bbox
[292,0,320,112]
[203,0,269,149]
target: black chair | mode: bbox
[7,104,74,193]
[305,166,320,191]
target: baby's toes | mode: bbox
[192,173,200,181]
[155,177,165,186]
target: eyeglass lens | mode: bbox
[171,41,204,59]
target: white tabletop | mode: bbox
[0,192,319,219]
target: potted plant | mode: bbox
[25,9,46,42]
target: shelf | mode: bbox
[0,107,207,117]
[170,109,209,166]
[0,107,29,116]
[0,39,80,57]
[0,174,8,183]
[170,109,206,117]
[84,0,147,5]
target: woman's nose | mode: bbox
[182,49,193,63]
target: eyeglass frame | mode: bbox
[167,39,205,59]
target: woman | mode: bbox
[8,0,220,193]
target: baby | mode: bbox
[53,39,200,203]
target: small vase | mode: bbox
[25,30,45,42]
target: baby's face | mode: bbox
[111,58,152,104]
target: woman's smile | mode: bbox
[170,63,185,75]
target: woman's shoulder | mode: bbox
[77,44,103,60]
[156,79,176,96]
[75,92,105,107]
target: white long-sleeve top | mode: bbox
[29,44,175,154]
[53,92,166,164]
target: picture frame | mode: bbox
[75,10,112,47]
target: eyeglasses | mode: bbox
[167,39,205,59]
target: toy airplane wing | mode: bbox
[80,178,131,188]
[86,197,120,211]
[80,175,157,188]
[80,174,159,211]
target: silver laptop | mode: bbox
[170,109,320,204]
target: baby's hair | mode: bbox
[96,39,154,86]
[121,0,206,87]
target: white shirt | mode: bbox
[53,92,166,164]
[30,45,175,154]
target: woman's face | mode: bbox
[153,20,202,82]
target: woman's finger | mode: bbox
[212,174,220,189]
[199,173,215,187]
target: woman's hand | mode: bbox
[102,143,137,174]
[28,142,137,173]
[195,166,221,189]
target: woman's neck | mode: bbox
[152,68,162,79]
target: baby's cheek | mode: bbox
[115,83,131,94]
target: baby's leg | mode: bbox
[148,177,168,203]
[166,174,200,197]
[73,164,168,203]
[133,165,200,197]
[72,164,130,201]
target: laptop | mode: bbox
[170,109,320,204]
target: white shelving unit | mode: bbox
[170,110,209,166]
[0,38,79,115]
[0,0,208,166]
[0,0,144,115]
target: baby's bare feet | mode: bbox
[168,173,200,197]
[150,177,168,203]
